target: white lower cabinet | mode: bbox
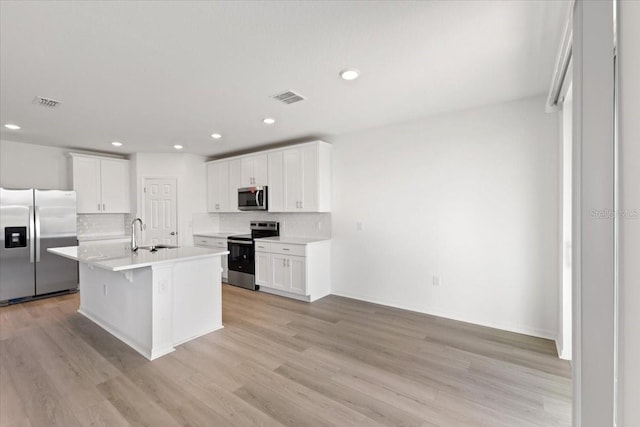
[194,236,228,281]
[255,251,272,288]
[255,239,330,302]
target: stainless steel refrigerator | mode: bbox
[0,188,79,304]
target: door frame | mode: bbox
[141,176,179,245]
[572,1,618,425]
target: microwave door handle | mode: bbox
[255,190,260,206]
[29,206,35,263]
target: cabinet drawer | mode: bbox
[270,242,306,257]
[194,236,227,248]
[255,242,272,252]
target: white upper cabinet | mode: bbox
[206,158,242,213]
[241,154,268,187]
[228,158,242,213]
[100,159,130,213]
[267,151,284,212]
[208,140,331,214]
[206,161,229,212]
[268,141,331,212]
[71,156,101,213]
[70,153,130,214]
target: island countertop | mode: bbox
[48,243,229,272]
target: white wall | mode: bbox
[0,139,70,189]
[619,1,640,424]
[331,95,559,339]
[130,153,207,247]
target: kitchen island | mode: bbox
[48,243,228,360]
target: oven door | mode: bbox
[227,239,255,275]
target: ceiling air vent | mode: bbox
[33,96,62,108]
[271,90,305,105]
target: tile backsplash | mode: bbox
[198,212,331,239]
[77,213,132,239]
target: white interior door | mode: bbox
[143,178,178,245]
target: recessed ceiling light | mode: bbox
[111,141,123,147]
[4,124,21,130]
[211,133,222,140]
[340,69,360,81]
[263,117,276,125]
[173,144,183,150]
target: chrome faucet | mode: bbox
[131,218,145,251]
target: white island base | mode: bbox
[47,243,228,361]
[79,256,222,360]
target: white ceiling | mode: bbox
[0,1,568,157]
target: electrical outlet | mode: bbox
[432,276,440,286]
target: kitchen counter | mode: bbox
[254,236,330,245]
[77,234,130,242]
[193,231,248,239]
[48,243,226,360]
[49,243,228,272]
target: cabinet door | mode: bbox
[100,159,130,213]
[206,162,228,212]
[72,156,101,213]
[299,145,318,212]
[228,158,242,212]
[268,151,284,212]
[288,255,306,295]
[253,154,268,186]
[240,157,254,186]
[241,154,268,186]
[206,163,217,212]
[216,161,229,211]
[271,254,289,290]
[255,252,272,287]
[283,149,299,212]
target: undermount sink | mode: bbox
[137,244,180,252]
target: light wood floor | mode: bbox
[0,285,571,427]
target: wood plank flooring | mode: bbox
[0,285,571,426]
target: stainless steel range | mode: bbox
[227,221,279,290]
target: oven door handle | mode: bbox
[228,239,253,245]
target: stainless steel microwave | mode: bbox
[238,186,268,211]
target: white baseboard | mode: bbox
[555,339,572,360]
[329,290,557,341]
[259,287,311,302]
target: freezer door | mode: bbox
[0,188,35,301]
[34,190,78,295]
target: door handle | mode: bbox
[29,206,35,263]
[34,206,41,262]
[170,232,176,236]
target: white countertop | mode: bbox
[193,231,248,239]
[77,234,130,242]
[48,243,228,272]
[254,236,330,245]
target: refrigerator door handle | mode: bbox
[35,206,41,263]
[29,205,35,263]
